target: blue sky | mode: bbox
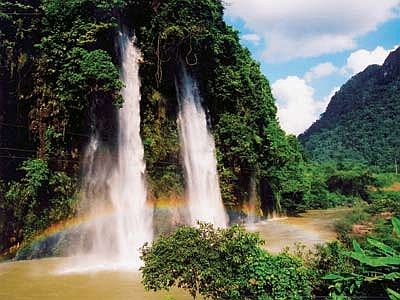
[223,0,400,135]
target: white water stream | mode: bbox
[176,68,228,228]
[63,31,152,273]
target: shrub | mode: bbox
[374,173,400,189]
[335,204,370,246]
[367,191,400,216]
[327,169,376,201]
[308,242,355,297]
[325,217,400,299]
[1,159,77,249]
[140,223,312,300]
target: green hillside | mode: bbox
[300,47,400,170]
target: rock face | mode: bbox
[299,47,400,169]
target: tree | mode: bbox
[141,223,312,299]
[300,47,400,171]
[1,159,77,250]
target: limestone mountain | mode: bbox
[299,47,400,170]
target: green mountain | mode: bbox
[299,47,400,170]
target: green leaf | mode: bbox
[348,252,400,267]
[382,272,400,280]
[323,273,358,282]
[352,240,365,255]
[367,237,398,256]
[323,274,347,280]
[387,288,400,300]
[392,217,400,236]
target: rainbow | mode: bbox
[13,197,186,253]
[2,197,262,257]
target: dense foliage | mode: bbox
[318,173,400,299]
[298,162,377,210]
[325,217,400,299]
[141,223,312,300]
[0,0,309,252]
[142,202,400,300]
[126,0,308,212]
[0,0,125,252]
[1,2,399,300]
[300,47,400,171]
[0,159,77,250]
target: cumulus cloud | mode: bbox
[225,0,400,62]
[273,44,397,135]
[342,45,399,75]
[304,62,338,82]
[272,76,325,135]
[241,33,261,45]
[302,45,397,82]
[272,77,339,135]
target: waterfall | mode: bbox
[106,30,152,268]
[64,30,152,273]
[176,67,228,228]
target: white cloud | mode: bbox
[241,33,261,45]
[272,77,340,135]
[273,44,398,135]
[225,0,400,62]
[304,62,338,82]
[272,76,325,135]
[342,45,398,75]
[321,86,340,110]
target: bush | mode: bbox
[141,223,312,300]
[1,159,77,250]
[367,191,400,216]
[304,162,369,209]
[324,217,400,299]
[374,173,400,188]
[327,169,376,201]
[335,204,370,246]
[308,242,355,297]
[4,159,50,239]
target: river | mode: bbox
[252,208,347,253]
[0,208,348,300]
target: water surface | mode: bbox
[253,208,348,253]
[0,257,191,300]
[0,208,347,300]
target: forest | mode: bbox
[0,0,399,299]
[300,47,400,170]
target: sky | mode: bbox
[224,0,400,135]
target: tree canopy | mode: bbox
[300,47,400,171]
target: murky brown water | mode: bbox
[0,208,347,300]
[0,257,192,300]
[251,208,349,253]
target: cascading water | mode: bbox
[176,67,228,228]
[63,30,152,273]
[108,30,152,269]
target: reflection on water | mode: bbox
[0,208,348,300]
